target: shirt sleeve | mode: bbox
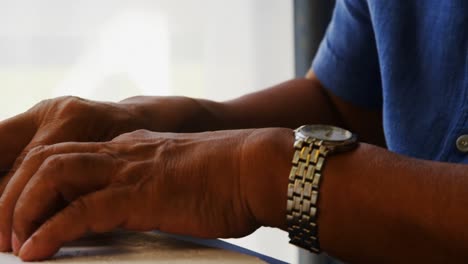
[312,0,382,109]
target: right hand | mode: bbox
[0,96,153,251]
[9,128,275,261]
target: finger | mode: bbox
[12,153,116,249]
[0,145,47,251]
[0,144,53,252]
[0,112,37,171]
[0,112,39,200]
[0,143,104,252]
[18,188,130,261]
[0,142,52,198]
[0,119,109,197]
[0,171,14,198]
[1,140,106,195]
[0,116,106,196]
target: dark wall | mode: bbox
[294,0,336,77]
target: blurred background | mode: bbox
[0,0,336,263]
[0,0,293,120]
[0,0,295,262]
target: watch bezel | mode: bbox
[295,125,358,154]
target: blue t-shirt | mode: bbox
[312,0,467,163]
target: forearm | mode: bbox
[244,128,468,263]
[119,78,344,132]
[119,76,385,146]
[210,78,343,130]
[320,144,468,263]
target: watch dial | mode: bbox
[301,125,352,141]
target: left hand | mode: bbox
[8,128,293,261]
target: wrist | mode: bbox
[119,96,224,132]
[240,128,294,230]
[118,96,181,132]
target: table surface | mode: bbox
[165,233,288,264]
[0,231,287,264]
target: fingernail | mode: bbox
[12,233,20,255]
[18,238,33,261]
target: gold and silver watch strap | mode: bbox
[286,137,329,253]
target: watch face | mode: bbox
[299,125,353,142]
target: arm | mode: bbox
[318,144,468,263]
[121,72,385,146]
[8,127,468,263]
[0,71,383,252]
[242,129,468,263]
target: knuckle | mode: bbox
[111,134,127,141]
[70,198,88,215]
[41,154,67,173]
[67,154,92,168]
[0,198,8,213]
[70,197,105,233]
[12,207,25,229]
[113,129,150,141]
[54,96,90,118]
[30,99,52,112]
[24,145,48,162]
[12,209,35,239]
[132,129,151,135]
[29,96,92,127]
[40,153,91,178]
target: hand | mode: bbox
[7,128,294,261]
[0,95,210,252]
[0,96,150,251]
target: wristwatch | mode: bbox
[286,124,357,253]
